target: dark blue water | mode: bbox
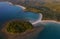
[0,2,40,25]
[0,2,40,39]
[37,22,60,39]
[0,2,60,39]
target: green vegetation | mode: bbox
[11,0,60,21]
[6,20,33,34]
[25,5,60,21]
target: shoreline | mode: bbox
[41,20,60,24]
[32,13,42,25]
[2,24,44,39]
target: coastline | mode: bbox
[2,25,44,39]
[32,13,42,25]
[1,19,60,39]
[0,2,60,39]
[41,20,60,24]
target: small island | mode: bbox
[2,19,33,34]
[2,19,44,39]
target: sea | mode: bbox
[0,2,60,39]
[0,2,40,27]
[37,22,60,39]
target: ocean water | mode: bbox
[0,2,40,26]
[0,2,40,39]
[37,22,60,39]
[0,2,60,39]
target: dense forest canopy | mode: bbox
[5,20,33,34]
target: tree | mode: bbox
[6,20,33,34]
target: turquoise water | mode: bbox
[37,22,60,39]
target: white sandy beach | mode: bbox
[41,20,60,24]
